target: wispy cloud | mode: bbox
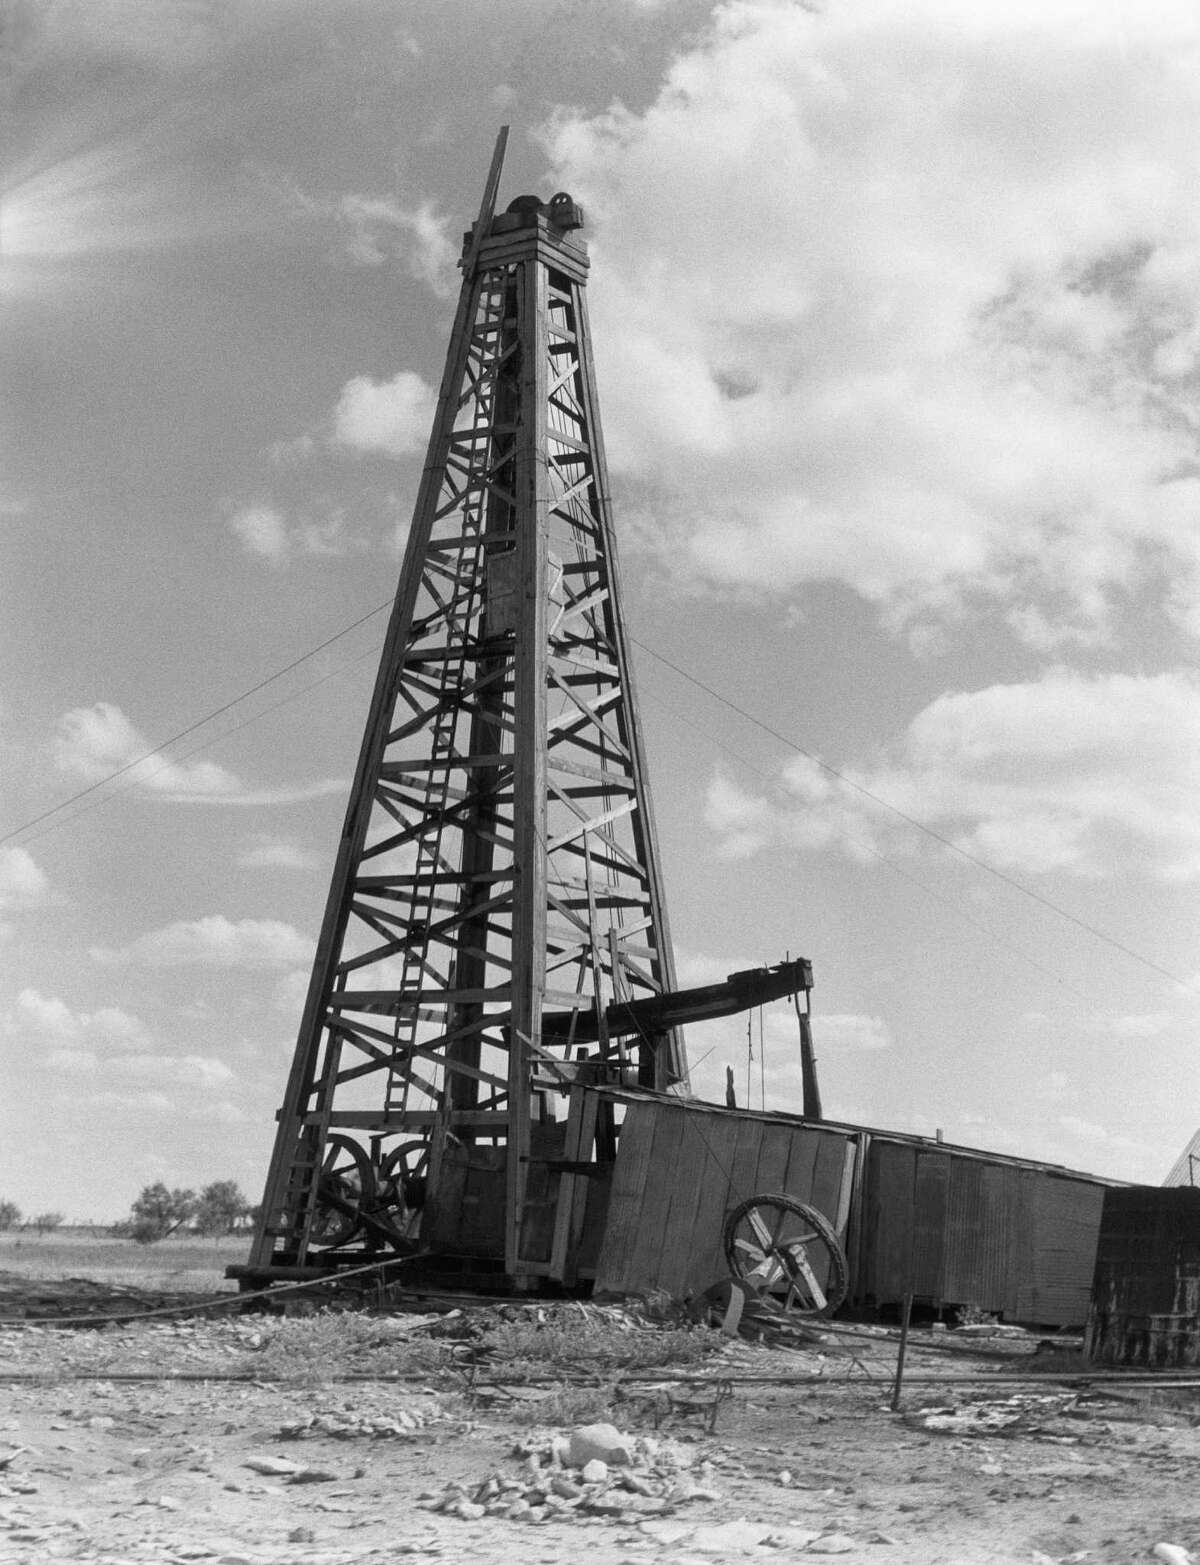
[55,702,346,806]
[238,835,321,871]
[337,195,457,294]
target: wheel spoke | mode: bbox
[747,1208,775,1250]
[732,1234,768,1265]
[784,1244,827,1311]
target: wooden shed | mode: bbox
[589,1090,1116,1327]
[593,1095,858,1298]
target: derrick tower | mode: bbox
[245,132,688,1289]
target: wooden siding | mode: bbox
[593,1099,857,1298]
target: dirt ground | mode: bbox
[1,1272,1199,1565]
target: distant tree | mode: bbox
[193,1180,250,1236]
[31,1211,65,1234]
[0,1200,21,1230]
[128,1183,197,1244]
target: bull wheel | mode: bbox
[723,1193,848,1317]
[379,1140,429,1233]
[310,1134,374,1249]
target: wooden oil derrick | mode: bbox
[242,131,687,1289]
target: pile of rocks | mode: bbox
[420,1420,720,1526]
[276,1400,447,1442]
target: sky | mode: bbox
[3,0,1199,1224]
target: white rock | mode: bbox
[689,1519,774,1552]
[549,1434,571,1467]
[581,1459,608,1484]
[638,1520,695,1545]
[569,1422,634,1468]
[807,1534,857,1555]
[1153,1546,1193,1565]
[244,1455,305,1476]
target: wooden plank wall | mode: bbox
[593,1100,857,1298]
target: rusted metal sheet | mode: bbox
[911,1152,950,1300]
[856,1138,1109,1326]
[1019,1174,1106,1325]
[942,1157,1019,1316]
[1087,1186,1200,1367]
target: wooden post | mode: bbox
[891,1291,914,1411]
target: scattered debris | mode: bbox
[276,1403,447,1441]
[955,1322,1031,1338]
[906,1393,1097,1442]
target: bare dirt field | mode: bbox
[1,1248,1198,1565]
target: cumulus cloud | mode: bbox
[0,846,49,909]
[332,371,435,458]
[226,501,361,564]
[56,702,243,797]
[112,1052,235,1087]
[4,988,152,1052]
[227,503,289,562]
[541,0,1200,645]
[703,775,774,860]
[705,669,1200,880]
[91,915,315,968]
[55,702,346,805]
[272,967,313,1014]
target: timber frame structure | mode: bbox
[240,130,694,1290]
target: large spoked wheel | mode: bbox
[379,1139,430,1236]
[723,1193,848,1318]
[310,1134,375,1249]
